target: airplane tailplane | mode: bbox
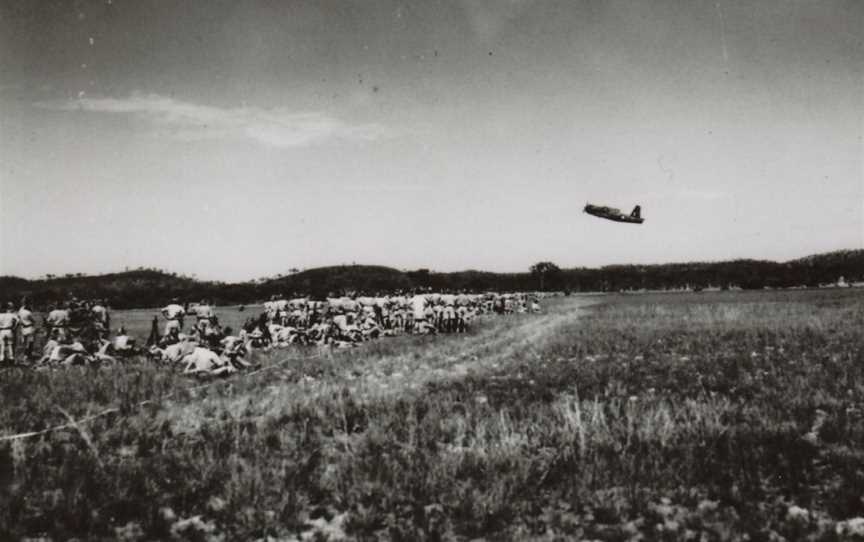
[630,205,641,219]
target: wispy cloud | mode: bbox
[37,93,391,148]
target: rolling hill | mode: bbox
[1,249,861,308]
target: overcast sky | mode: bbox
[1,0,862,282]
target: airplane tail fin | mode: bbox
[630,205,641,219]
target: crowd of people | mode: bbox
[0,290,545,376]
[252,290,542,346]
[0,298,133,367]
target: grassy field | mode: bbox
[108,304,262,340]
[2,289,864,540]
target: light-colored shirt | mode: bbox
[162,304,185,320]
[91,305,109,323]
[114,335,134,350]
[161,340,197,363]
[17,308,35,327]
[183,347,224,373]
[411,295,427,315]
[47,309,69,326]
[220,336,244,353]
[0,312,19,330]
[194,304,214,319]
[332,314,349,330]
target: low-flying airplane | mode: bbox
[584,203,644,224]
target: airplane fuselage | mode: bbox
[584,204,645,224]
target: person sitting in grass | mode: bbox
[415,319,438,335]
[149,334,198,364]
[159,327,181,347]
[307,321,332,345]
[182,346,235,376]
[332,309,361,342]
[200,318,223,350]
[359,314,382,340]
[219,327,253,370]
[37,330,61,366]
[92,338,118,365]
[112,326,137,355]
[58,335,90,366]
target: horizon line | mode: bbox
[2,247,861,284]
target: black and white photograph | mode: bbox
[1,0,863,539]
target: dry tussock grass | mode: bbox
[2,290,864,540]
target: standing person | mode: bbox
[161,298,186,335]
[441,293,457,333]
[410,290,428,334]
[193,299,215,334]
[425,303,437,331]
[17,301,37,361]
[46,303,70,340]
[67,298,87,330]
[91,299,110,336]
[0,302,20,364]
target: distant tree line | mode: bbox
[1,250,861,309]
[409,251,864,293]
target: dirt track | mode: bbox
[160,296,597,433]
